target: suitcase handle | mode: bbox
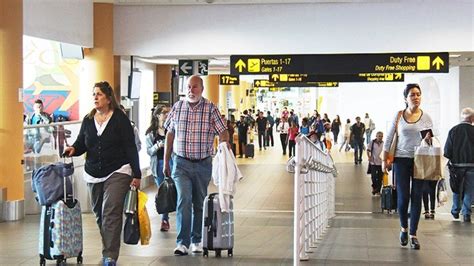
[62,157,74,203]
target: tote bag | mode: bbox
[413,137,443,181]
[155,177,177,214]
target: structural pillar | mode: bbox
[81,3,115,117]
[203,75,219,105]
[0,0,24,219]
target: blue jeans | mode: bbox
[394,157,425,236]
[353,139,364,162]
[154,159,170,221]
[365,129,373,145]
[452,169,474,216]
[172,154,212,248]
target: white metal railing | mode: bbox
[288,135,337,265]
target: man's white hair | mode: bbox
[460,107,474,120]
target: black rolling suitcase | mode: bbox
[202,193,234,257]
[381,185,397,213]
[245,144,254,158]
[381,170,397,213]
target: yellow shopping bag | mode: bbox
[137,190,151,245]
[382,171,389,187]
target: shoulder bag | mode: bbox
[387,111,403,163]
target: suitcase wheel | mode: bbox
[216,250,221,257]
[56,258,66,266]
[77,252,83,264]
[40,255,46,266]
[203,248,208,257]
[228,248,233,257]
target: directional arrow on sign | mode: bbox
[432,56,444,70]
[235,59,246,72]
[255,80,261,86]
[180,61,192,75]
[395,73,402,80]
[271,74,280,82]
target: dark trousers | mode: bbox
[353,139,364,162]
[370,165,383,194]
[288,139,296,157]
[332,130,339,144]
[265,127,274,146]
[88,172,132,260]
[422,180,437,212]
[258,131,266,149]
[394,157,425,236]
[238,138,247,156]
[280,133,288,155]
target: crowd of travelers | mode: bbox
[29,78,472,264]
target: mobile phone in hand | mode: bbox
[419,129,433,139]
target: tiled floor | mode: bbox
[1,142,473,265]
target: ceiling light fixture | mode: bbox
[449,54,461,58]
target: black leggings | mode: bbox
[422,180,437,212]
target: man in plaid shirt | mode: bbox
[163,75,229,256]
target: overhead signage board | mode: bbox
[253,79,275,87]
[231,52,448,75]
[254,79,338,88]
[179,59,209,76]
[219,75,240,85]
[269,73,404,83]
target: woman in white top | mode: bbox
[383,83,433,251]
[339,119,352,152]
[278,116,290,155]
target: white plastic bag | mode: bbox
[413,137,442,181]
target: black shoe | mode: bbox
[354,161,358,165]
[410,237,420,250]
[400,231,408,246]
[424,211,430,219]
[463,215,471,223]
[451,211,460,219]
[430,210,435,219]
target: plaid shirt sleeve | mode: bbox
[210,103,227,135]
[163,102,178,133]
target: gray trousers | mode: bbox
[88,172,132,260]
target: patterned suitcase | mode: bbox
[38,158,83,266]
[202,193,234,257]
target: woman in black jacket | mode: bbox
[64,81,141,265]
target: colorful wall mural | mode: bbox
[23,36,81,121]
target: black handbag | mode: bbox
[123,212,140,245]
[155,177,177,214]
[447,161,467,194]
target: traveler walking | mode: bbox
[331,115,341,144]
[256,111,268,151]
[367,131,384,195]
[364,113,375,145]
[444,107,474,223]
[288,121,299,157]
[163,75,229,256]
[383,83,434,250]
[236,115,249,158]
[63,81,141,265]
[278,116,290,155]
[145,105,172,231]
[339,119,351,152]
[265,111,275,147]
[350,117,365,164]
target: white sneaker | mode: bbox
[191,242,203,253]
[174,244,188,256]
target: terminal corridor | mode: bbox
[0,146,472,265]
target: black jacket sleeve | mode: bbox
[118,112,142,178]
[72,117,88,156]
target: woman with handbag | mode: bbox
[64,81,141,265]
[145,105,172,232]
[382,83,433,250]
